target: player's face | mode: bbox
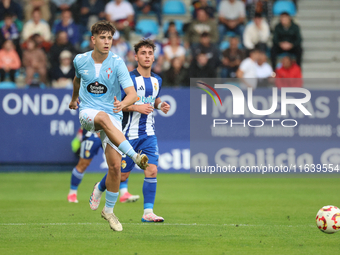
[135,46,154,69]
[92,31,113,55]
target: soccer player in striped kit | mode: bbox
[89,38,170,222]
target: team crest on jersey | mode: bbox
[121,160,127,169]
[106,68,112,79]
[154,83,158,91]
[87,81,108,97]
[85,150,90,158]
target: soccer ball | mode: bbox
[316,205,340,234]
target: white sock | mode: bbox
[104,206,113,214]
[69,189,77,195]
[94,185,103,199]
[120,188,128,196]
[132,153,137,162]
[144,209,153,215]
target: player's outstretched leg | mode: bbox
[119,178,140,203]
[67,167,85,203]
[94,113,149,170]
[141,164,164,223]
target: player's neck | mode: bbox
[137,66,151,78]
[91,50,108,64]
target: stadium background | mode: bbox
[1,1,340,254]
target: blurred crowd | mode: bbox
[0,0,303,89]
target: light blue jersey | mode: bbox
[122,69,162,140]
[73,50,133,121]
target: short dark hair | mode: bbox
[280,11,290,17]
[91,21,116,36]
[134,39,155,54]
[200,32,210,38]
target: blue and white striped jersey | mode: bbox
[122,69,162,140]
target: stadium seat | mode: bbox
[0,81,17,89]
[163,20,184,35]
[163,0,186,15]
[135,19,159,35]
[273,0,296,16]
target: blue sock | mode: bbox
[98,173,107,192]
[118,140,136,159]
[105,191,119,209]
[120,178,128,190]
[70,168,84,190]
[143,177,157,209]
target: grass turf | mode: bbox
[0,173,339,255]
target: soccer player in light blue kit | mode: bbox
[69,21,149,232]
[89,39,170,222]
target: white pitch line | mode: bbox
[0,222,315,228]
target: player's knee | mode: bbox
[121,172,130,182]
[145,165,158,178]
[108,162,121,177]
[95,112,110,129]
[76,159,91,172]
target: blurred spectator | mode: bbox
[50,50,75,88]
[271,12,302,70]
[0,39,21,82]
[243,12,270,53]
[132,0,162,26]
[163,57,188,87]
[256,50,273,87]
[192,32,220,69]
[1,13,20,42]
[220,37,245,78]
[275,55,302,88]
[22,8,51,42]
[218,0,245,44]
[30,33,52,52]
[49,31,77,67]
[49,0,79,26]
[53,9,80,47]
[236,48,260,88]
[143,33,164,75]
[22,37,47,85]
[189,51,216,78]
[80,0,106,31]
[164,21,179,42]
[185,8,218,47]
[0,0,23,21]
[0,13,21,55]
[110,31,134,71]
[163,34,186,70]
[105,0,134,41]
[23,0,51,22]
[192,0,215,19]
[246,0,273,25]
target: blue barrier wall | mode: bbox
[1,88,340,173]
[0,88,190,172]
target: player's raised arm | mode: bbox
[69,76,81,109]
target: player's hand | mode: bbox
[138,104,154,115]
[160,102,170,114]
[69,99,80,110]
[113,96,123,113]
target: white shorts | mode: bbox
[79,109,122,155]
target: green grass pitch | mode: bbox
[0,173,339,255]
